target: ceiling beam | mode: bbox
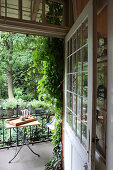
[32,0,41,21]
[0,17,69,38]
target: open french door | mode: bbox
[64,1,95,170]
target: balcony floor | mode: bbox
[0,142,53,170]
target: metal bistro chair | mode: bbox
[46,116,55,130]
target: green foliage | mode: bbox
[33,37,64,169]
[2,99,17,109]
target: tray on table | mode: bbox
[5,116,37,126]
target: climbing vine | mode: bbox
[33,37,64,169]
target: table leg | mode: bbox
[26,143,40,157]
[9,145,23,163]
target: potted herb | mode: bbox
[17,99,27,115]
[2,99,17,117]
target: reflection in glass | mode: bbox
[72,74,77,93]
[82,99,88,123]
[70,74,72,92]
[77,96,81,118]
[73,115,76,133]
[66,108,70,124]
[77,26,82,49]
[74,54,77,72]
[83,19,88,45]
[83,45,88,71]
[77,50,82,72]
[70,56,72,73]
[77,118,81,139]
[67,58,69,73]
[83,73,88,98]
[70,38,72,54]
[73,95,76,114]
[96,109,105,157]
[97,61,107,109]
[67,91,70,108]
[74,33,77,52]
[69,112,73,128]
[77,74,82,95]
[70,93,73,111]
[82,123,87,139]
[67,75,70,91]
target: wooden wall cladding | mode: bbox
[76,0,89,17]
[97,6,107,37]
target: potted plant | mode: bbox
[2,99,17,117]
[17,99,27,115]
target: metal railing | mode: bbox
[0,106,54,149]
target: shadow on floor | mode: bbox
[0,142,53,170]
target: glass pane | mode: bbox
[96,110,106,157]
[83,45,88,71]
[70,56,72,73]
[82,123,87,139]
[72,74,77,93]
[73,115,77,133]
[67,75,70,91]
[77,50,82,72]
[70,38,72,55]
[77,74,82,96]
[77,26,82,49]
[73,33,77,52]
[70,74,72,92]
[83,72,88,98]
[70,93,73,111]
[97,61,107,109]
[82,99,88,124]
[77,96,81,118]
[67,92,70,108]
[74,54,77,72]
[77,118,81,139]
[67,58,69,73]
[73,95,76,114]
[69,112,73,127]
[66,108,70,123]
[83,19,88,45]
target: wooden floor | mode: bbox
[0,142,53,170]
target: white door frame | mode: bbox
[64,0,94,170]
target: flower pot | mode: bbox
[7,108,14,117]
[35,107,42,114]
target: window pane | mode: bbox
[83,45,88,71]
[77,50,82,72]
[74,54,77,72]
[77,26,82,49]
[74,33,77,52]
[77,118,81,139]
[72,74,77,93]
[83,19,88,45]
[77,96,81,118]
[77,74,82,96]
[83,72,88,98]
[73,115,77,133]
[82,123,87,139]
[73,94,76,114]
[82,99,88,124]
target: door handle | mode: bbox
[83,162,88,170]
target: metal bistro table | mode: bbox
[5,120,40,163]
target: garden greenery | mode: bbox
[33,37,64,169]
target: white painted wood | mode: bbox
[64,1,93,170]
[106,0,113,170]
